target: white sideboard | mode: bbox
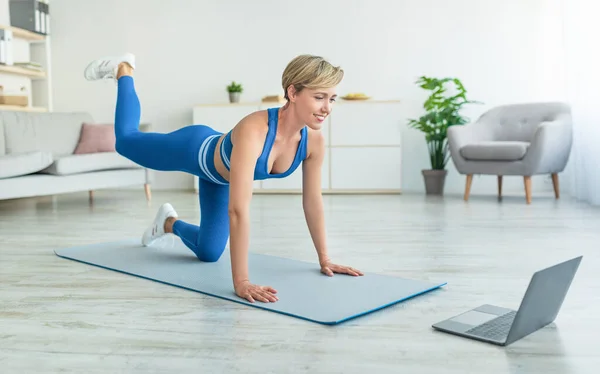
[192,100,402,194]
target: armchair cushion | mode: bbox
[460,141,530,161]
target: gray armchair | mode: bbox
[448,102,572,204]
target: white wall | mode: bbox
[561,0,600,206]
[42,0,567,194]
[0,0,8,25]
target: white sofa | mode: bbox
[0,110,151,202]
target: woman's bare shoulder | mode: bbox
[305,127,326,159]
[231,110,269,143]
[239,110,269,128]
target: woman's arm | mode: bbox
[301,130,329,264]
[228,118,279,303]
[302,130,364,277]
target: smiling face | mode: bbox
[281,54,344,130]
[287,86,337,130]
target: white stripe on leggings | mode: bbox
[198,135,228,185]
[197,136,217,184]
[204,135,228,185]
[220,139,231,169]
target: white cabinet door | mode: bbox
[330,147,401,191]
[329,102,402,146]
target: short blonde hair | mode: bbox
[282,55,344,100]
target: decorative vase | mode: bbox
[422,169,448,195]
[229,92,241,103]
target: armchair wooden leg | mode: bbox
[464,174,473,201]
[144,183,152,202]
[551,173,560,199]
[524,176,532,204]
[497,176,503,199]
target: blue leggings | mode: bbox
[114,76,229,262]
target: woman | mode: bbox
[84,53,363,304]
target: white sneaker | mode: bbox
[83,53,136,81]
[141,203,178,246]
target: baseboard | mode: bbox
[192,188,403,195]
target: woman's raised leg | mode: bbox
[84,53,204,175]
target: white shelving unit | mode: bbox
[0,1,52,113]
[192,100,403,194]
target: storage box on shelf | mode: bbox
[9,0,51,37]
[191,99,402,194]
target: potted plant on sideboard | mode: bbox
[407,76,480,195]
[227,81,243,103]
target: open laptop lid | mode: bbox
[505,256,582,345]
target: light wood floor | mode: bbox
[1,190,599,373]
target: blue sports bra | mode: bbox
[219,107,308,181]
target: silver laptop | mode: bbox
[432,256,582,346]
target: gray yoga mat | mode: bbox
[55,238,446,325]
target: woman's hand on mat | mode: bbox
[320,261,364,277]
[235,280,279,303]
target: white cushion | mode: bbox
[0,151,54,179]
[41,152,141,176]
[460,141,530,161]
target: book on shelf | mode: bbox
[0,29,14,65]
[13,61,43,71]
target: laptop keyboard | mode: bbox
[465,311,517,340]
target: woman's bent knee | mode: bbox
[115,135,139,160]
[195,245,226,263]
[115,137,130,157]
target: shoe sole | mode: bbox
[83,54,136,81]
[83,60,99,80]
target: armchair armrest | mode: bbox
[448,121,495,161]
[522,117,572,174]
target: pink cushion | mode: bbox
[73,123,116,154]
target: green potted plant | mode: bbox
[227,81,243,103]
[407,76,480,195]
